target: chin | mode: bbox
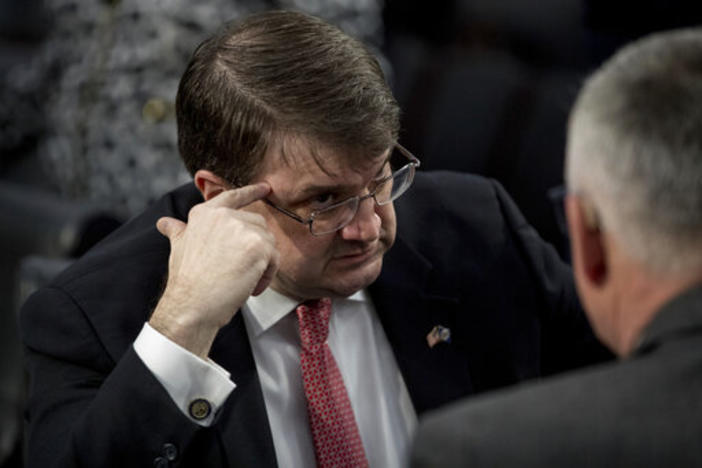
[329,256,384,298]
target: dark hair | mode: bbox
[175,10,400,186]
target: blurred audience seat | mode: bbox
[384,0,590,258]
[456,0,589,69]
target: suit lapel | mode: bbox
[209,312,278,467]
[369,236,473,415]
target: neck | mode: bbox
[614,266,702,357]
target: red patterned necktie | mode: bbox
[296,298,369,468]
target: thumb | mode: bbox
[156,217,187,240]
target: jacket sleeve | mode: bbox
[489,179,614,373]
[20,286,207,468]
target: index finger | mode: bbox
[209,182,272,209]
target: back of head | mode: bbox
[566,28,702,274]
[176,10,400,186]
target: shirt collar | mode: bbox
[243,288,369,337]
[634,283,702,355]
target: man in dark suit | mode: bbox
[20,10,604,468]
[412,28,702,467]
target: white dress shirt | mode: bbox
[134,288,417,467]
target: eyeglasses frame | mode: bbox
[262,143,420,236]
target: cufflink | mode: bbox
[426,325,451,348]
[188,398,212,420]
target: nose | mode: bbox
[339,196,381,242]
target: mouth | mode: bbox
[333,245,378,263]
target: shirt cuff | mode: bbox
[133,322,236,426]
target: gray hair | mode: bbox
[566,28,702,273]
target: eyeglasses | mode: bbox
[263,143,420,236]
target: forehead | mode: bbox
[257,135,389,191]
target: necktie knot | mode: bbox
[296,297,332,349]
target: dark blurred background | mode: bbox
[1,1,701,466]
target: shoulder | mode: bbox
[20,183,203,360]
[398,170,524,232]
[413,347,702,467]
[394,170,525,264]
[51,183,200,291]
[54,183,200,284]
[401,170,500,211]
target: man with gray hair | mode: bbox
[412,27,702,467]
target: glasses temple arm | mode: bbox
[262,198,311,225]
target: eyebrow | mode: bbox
[287,180,359,206]
[288,152,393,202]
[297,184,352,198]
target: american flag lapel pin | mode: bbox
[426,325,451,348]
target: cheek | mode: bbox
[252,205,319,257]
[378,204,397,239]
[275,228,335,269]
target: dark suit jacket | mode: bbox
[20,171,607,467]
[411,284,702,467]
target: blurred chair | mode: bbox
[383,0,588,259]
[456,0,589,69]
[491,69,583,257]
[392,45,574,257]
[383,0,462,46]
[412,48,529,175]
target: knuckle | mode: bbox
[247,230,275,254]
[214,206,232,219]
[188,204,206,220]
[251,212,267,225]
[251,232,271,250]
[264,229,277,245]
[254,257,270,274]
[241,211,266,227]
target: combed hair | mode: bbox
[566,28,702,273]
[175,10,400,186]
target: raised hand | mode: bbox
[149,183,280,358]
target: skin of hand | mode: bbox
[149,182,280,358]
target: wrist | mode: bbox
[150,290,221,359]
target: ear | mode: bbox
[194,170,231,201]
[565,195,608,286]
